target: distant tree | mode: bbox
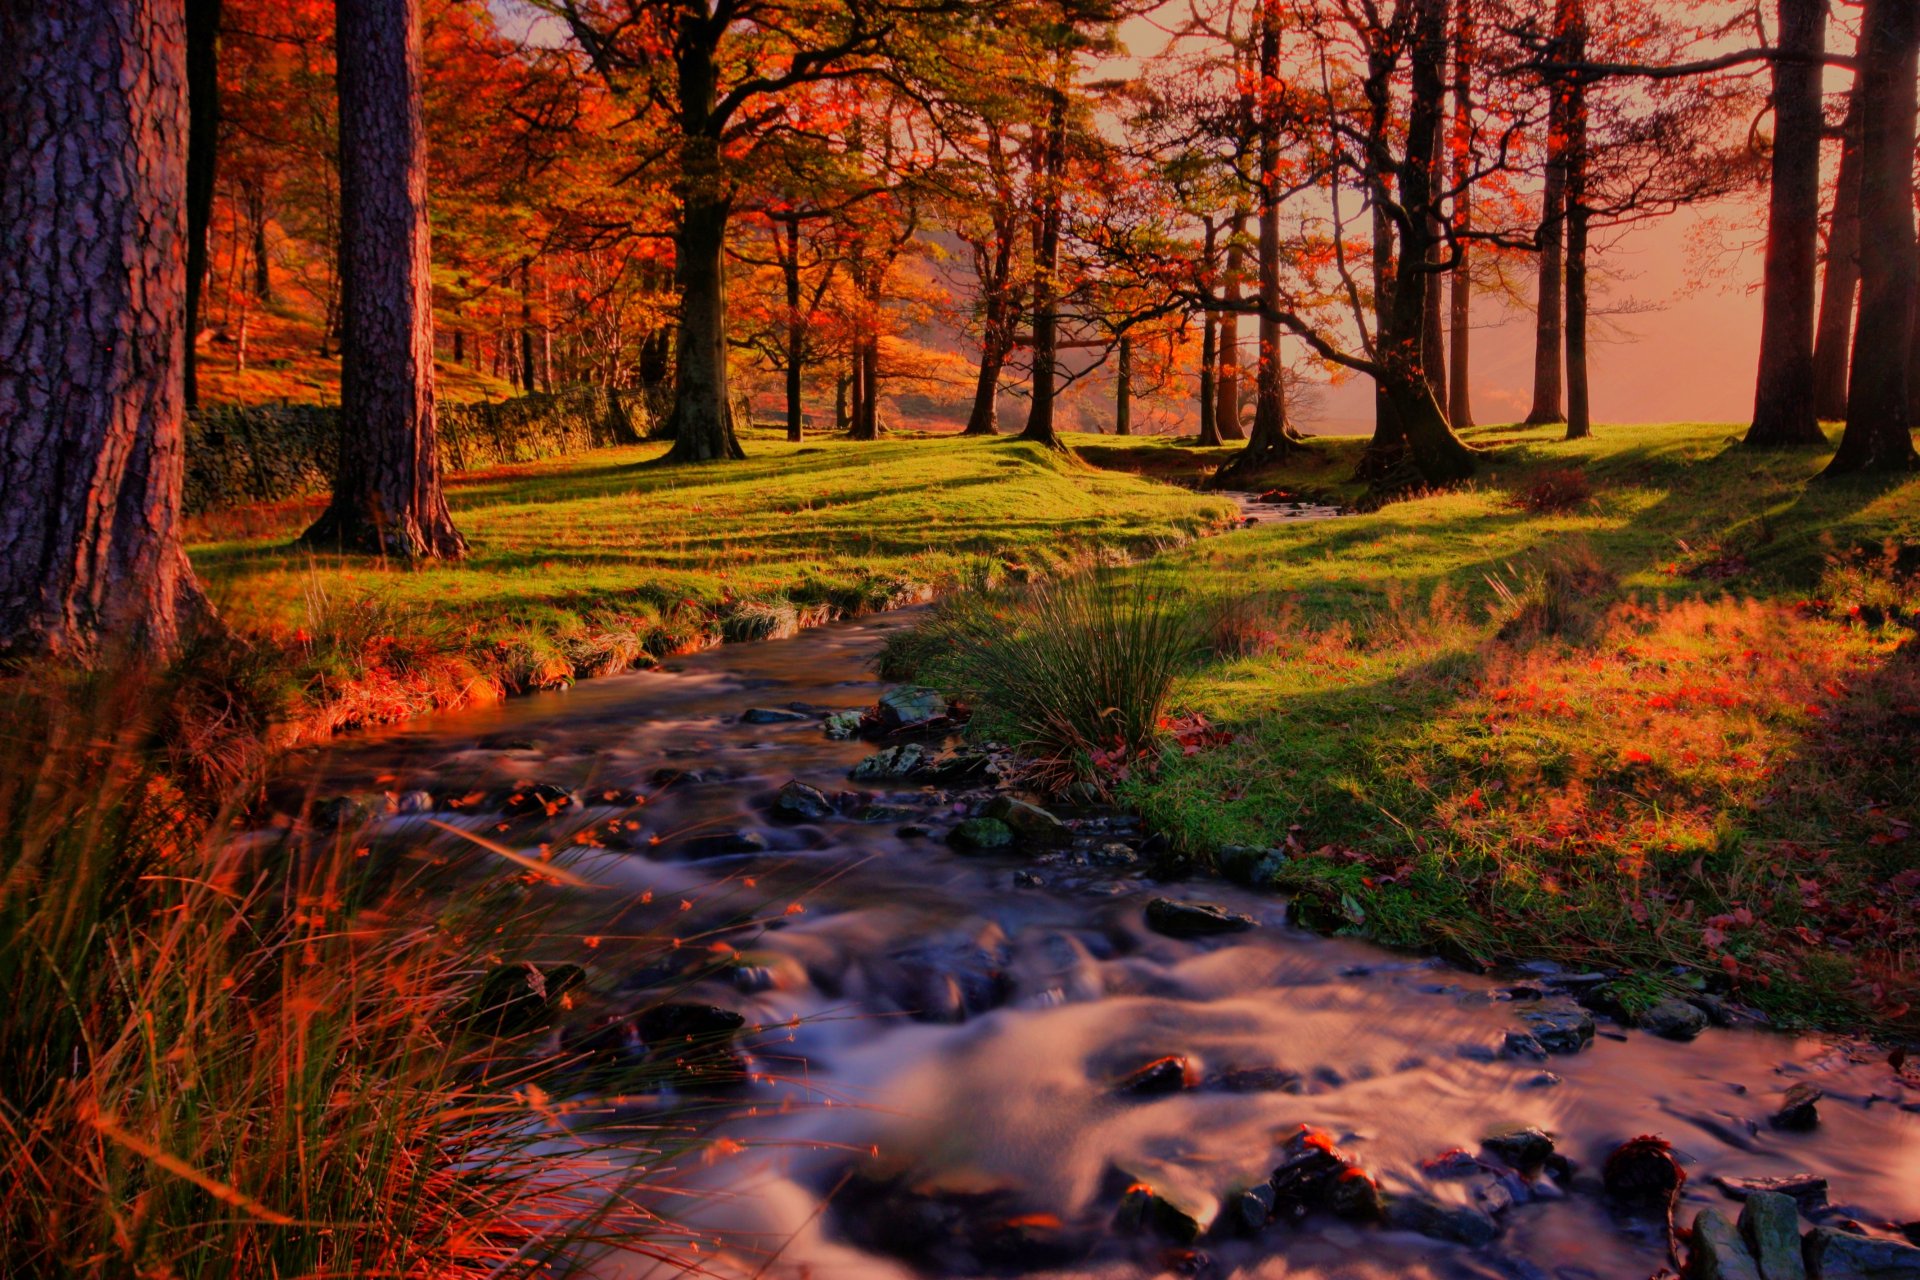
[1825,0,1919,474]
[300,0,467,557]
[0,0,207,659]
[185,0,224,410]
[1811,86,1863,422]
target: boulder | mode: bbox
[1691,1208,1765,1280]
[672,828,772,859]
[850,743,932,782]
[1383,1193,1498,1246]
[1145,898,1256,939]
[772,779,835,821]
[877,685,948,731]
[743,706,809,724]
[1516,1001,1595,1054]
[1740,1192,1807,1280]
[823,709,864,739]
[1113,1055,1193,1097]
[1217,844,1289,886]
[1480,1124,1555,1171]
[1641,997,1711,1041]
[983,795,1071,847]
[1771,1083,1822,1131]
[1802,1230,1920,1279]
[947,818,1015,853]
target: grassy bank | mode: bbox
[916,423,1920,1035]
[187,431,1233,741]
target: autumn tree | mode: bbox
[299,0,467,557]
[0,0,206,658]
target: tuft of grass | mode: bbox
[901,576,1201,793]
[0,673,703,1277]
[1507,466,1593,513]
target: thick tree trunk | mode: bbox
[1564,54,1592,440]
[1447,0,1475,430]
[1366,0,1478,484]
[783,218,804,441]
[1216,209,1248,440]
[1422,113,1448,413]
[1827,0,1920,474]
[1746,0,1831,447]
[0,0,206,659]
[1812,90,1864,422]
[300,0,466,557]
[661,187,745,460]
[1114,335,1133,435]
[519,256,536,396]
[963,324,1006,435]
[851,329,881,440]
[184,0,221,412]
[1527,7,1571,428]
[1019,74,1069,450]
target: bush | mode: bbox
[904,576,1200,791]
[0,674,694,1278]
[1507,467,1593,514]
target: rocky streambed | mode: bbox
[276,608,1920,1280]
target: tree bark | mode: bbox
[1826,0,1920,474]
[300,0,466,557]
[1563,39,1592,441]
[1199,304,1220,446]
[249,183,271,300]
[1746,0,1831,447]
[1527,3,1572,428]
[1447,0,1475,430]
[963,325,1007,435]
[1812,89,1864,422]
[519,255,537,396]
[1215,208,1248,440]
[1422,111,1448,413]
[1019,69,1070,450]
[184,0,221,412]
[1115,334,1133,435]
[0,0,207,659]
[782,217,805,441]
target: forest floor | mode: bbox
[186,429,1233,740]
[1076,422,1920,1035]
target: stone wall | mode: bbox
[184,386,653,514]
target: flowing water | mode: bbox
[282,606,1920,1280]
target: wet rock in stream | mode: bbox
[876,684,949,731]
[669,828,773,858]
[1639,996,1711,1041]
[772,778,835,821]
[1113,1054,1195,1097]
[1713,1174,1831,1210]
[1145,898,1256,939]
[1803,1228,1920,1278]
[948,817,1016,852]
[835,1169,1092,1273]
[982,795,1072,847]
[741,706,809,724]
[1772,1083,1824,1131]
[851,743,933,782]
[1507,1001,1595,1056]
[1480,1124,1556,1171]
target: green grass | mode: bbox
[185,430,1234,735]
[928,423,1920,1034]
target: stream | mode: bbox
[280,585,1920,1280]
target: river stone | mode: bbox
[1516,1001,1595,1054]
[850,743,931,781]
[948,818,1015,852]
[1112,1178,1217,1244]
[1740,1192,1807,1280]
[823,709,864,739]
[1383,1193,1499,1246]
[1772,1083,1823,1131]
[742,706,809,724]
[773,779,835,821]
[1217,843,1289,886]
[1145,898,1256,939]
[313,792,386,829]
[877,685,948,730]
[1233,1182,1278,1232]
[1113,1055,1193,1097]
[1326,1168,1386,1221]
[1641,997,1711,1041]
[983,795,1071,847]
[673,828,772,858]
[1713,1174,1830,1210]
[1692,1208,1766,1280]
[1481,1124,1555,1170]
[921,748,997,783]
[1803,1230,1920,1279]
[392,789,436,815]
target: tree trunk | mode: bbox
[1368,0,1478,484]
[1746,0,1831,447]
[852,330,881,440]
[249,184,272,301]
[963,322,1006,435]
[1826,0,1920,474]
[1199,303,1220,446]
[1115,334,1133,435]
[1527,6,1571,428]
[1812,89,1864,421]
[300,0,466,557]
[1563,44,1592,440]
[1422,112,1448,413]
[848,347,865,435]
[783,217,804,441]
[184,0,221,412]
[1019,71,1069,450]
[0,0,207,659]
[519,256,537,395]
[1215,208,1248,440]
[1447,0,1475,430]
[836,368,850,432]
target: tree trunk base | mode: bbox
[297,500,468,560]
[1212,434,1302,486]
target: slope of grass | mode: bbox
[939,423,1920,1034]
[188,431,1234,738]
